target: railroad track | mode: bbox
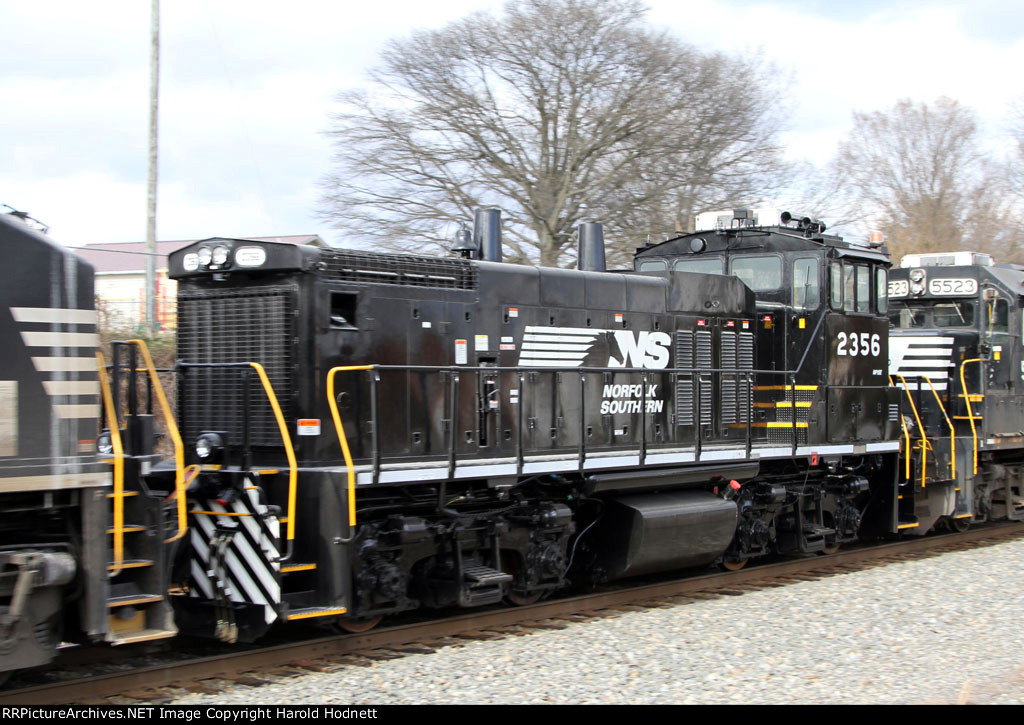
[4,522,1022,705]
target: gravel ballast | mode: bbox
[168,537,1024,705]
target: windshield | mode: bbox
[890,301,975,328]
[730,255,782,291]
[673,257,724,275]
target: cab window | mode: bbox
[987,298,1009,333]
[843,265,856,312]
[876,268,888,314]
[792,258,819,309]
[730,255,782,291]
[636,259,667,272]
[856,265,870,313]
[890,304,927,328]
[932,302,974,327]
[830,262,843,309]
[674,257,724,275]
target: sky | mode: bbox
[2,0,1023,249]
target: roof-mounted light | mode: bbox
[234,246,267,268]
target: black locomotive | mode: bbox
[148,206,906,638]
[889,251,1024,532]
[0,210,176,680]
[1,202,1019,678]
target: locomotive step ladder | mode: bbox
[460,562,513,607]
[98,342,182,645]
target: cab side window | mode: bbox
[830,262,843,310]
[843,265,856,312]
[855,265,870,313]
[988,298,1009,333]
[876,268,888,314]
[792,258,819,309]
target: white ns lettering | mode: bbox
[607,331,671,369]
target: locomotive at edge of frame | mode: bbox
[0,203,1020,679]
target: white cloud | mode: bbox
[4,0,1024,247]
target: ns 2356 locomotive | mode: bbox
[147,205,907,639]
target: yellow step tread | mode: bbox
[107,594,164,608]
[107,525,146,534]
[107,559,153,571]
[286,607,347,621]
[107,628,177,645]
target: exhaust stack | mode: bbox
[473,208,502,263]
[577,222,606,272]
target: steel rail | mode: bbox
[2,523,1021,705]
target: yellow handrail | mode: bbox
[96,352,125,576]
[893,373,932,488]
[126,340,188,543]
[920,375,955,480]
[326,365,376,529]
[959,358,984,475]
[890,376,912,480]
[244,362,298,542]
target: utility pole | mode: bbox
[145,0,160,334]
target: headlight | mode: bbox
[911,281,925,295]
[909,268,925,283]
[97,431,113,455]
[182,253,199,271]
[212,245,230,266]
[197,247,213,267]
[234,246,267,268]
[196,432,224,460]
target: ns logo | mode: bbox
[606,330,671,369]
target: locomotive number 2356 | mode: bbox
[836,331,881,357]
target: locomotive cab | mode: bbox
[889,251,1024,527]
[634,208,901,450]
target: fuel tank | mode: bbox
[591,490,737,579]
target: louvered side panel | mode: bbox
[696,331,713,426]
[675,331,694,426]
[720,331,737,424]
[738,331,754,424]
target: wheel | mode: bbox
[506,589,544,606]
[946,516,971,533]
[335,615,383,633]
[721,558,748,571]
[500,552,545,605]
[820,539,840,555]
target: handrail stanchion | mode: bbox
[890,376,912,481]
[959,359,984,476]
[126,340,188,543]
[516,371,525,475]
[326,365,375,531]
[370,369,381,485]
[578,373,586,473]
[921,375,955,480]
[640,371,648,465]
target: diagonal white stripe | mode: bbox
[20,331,98,347]
[11,307,97,325]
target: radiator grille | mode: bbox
[177,286,296,446]
[720,331,737,424]
[738,332,754,424]
[320,250,477,290]
[696,331,712,426]
[675,331,694,426]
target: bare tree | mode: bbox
[319,0,792,267]
[829,97,1021,261]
